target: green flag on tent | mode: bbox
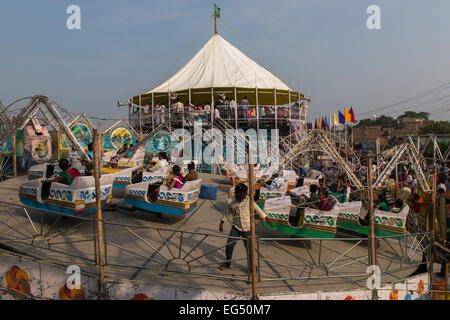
[214,4,221,18]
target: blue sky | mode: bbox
[1,0,450,121]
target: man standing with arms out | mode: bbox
[218,183,272,272]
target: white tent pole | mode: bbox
[235,70,238,130]
[256,86,260,162]
[273,75,276,131]
[151,92,155,131]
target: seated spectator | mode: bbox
[166,165,184,190]
[307,184,319,209]
[375,193,389,212]
[85,162,94,176]
[87,143,94,160]
[183,162,198,183]
[318,187,331,211]
[54,159,82,185]
[410,193,423,213]
[117,144,129,155]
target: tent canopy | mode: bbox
[134,34,308,106]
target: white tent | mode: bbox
[150,34,292,92]
[134,33,308,106]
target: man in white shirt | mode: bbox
[218,183,272,271]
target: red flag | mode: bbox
[322,117,326,130]
[350,107,356,123]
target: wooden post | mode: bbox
[13,132,17,177]
[368,158,378,300]
[93,128,105,299]
[247,145,258,300]
[139,94,143,140]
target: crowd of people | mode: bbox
[142,94,302,128]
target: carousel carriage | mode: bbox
[337,201,410,237]
[262,195,340,238]
[123,178,202,216]
[19,173,115,216]
[28,161,86,180]
[102,147,146,190]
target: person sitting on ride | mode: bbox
[54,159,82,185]
[84,161,94,176]
[126,144,135,159]
[307,184,319,209]
[86,143,94,161]
[318,187,331,211]
[117,144,129,156]
[318,178,325,189]
[391,199,404,213]
[375,192,389,212]
[166,165,184,190]
[332,177,347,203]
[182,162,198,183]
[410,193,423,213]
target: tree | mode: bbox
[397,111,430,122]
[355,115,398,128]
[418,121,450,135]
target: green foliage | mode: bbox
[418,121,450,135]
[397,111,430,122]
[355,115,399,128]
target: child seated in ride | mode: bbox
[318,187,331,211]
[375,192,389,212]
[166,165,184,190]
[54,159,82,186]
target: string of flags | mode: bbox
[312,107,356,130]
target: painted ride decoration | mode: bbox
[19,173,115,216]
[103,126,136,152]
[337,201,410,237]
[28,161,86,180]
[262,195,340,238]
[59,121,93,151]
[24,119,51,163]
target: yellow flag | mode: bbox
[334,113,339,125]
[345,107,351,122]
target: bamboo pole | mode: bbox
[247,145,257,300]
[93,128,105,299]
[368,158,378,300]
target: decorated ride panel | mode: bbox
[103,126,136,151]
[262,196,339,238]
[19,174,115,216]
[145,129,181,155]
[124,179,202,215]
[24,123,51,163]
[337,201,409,236]
[59,121,93,151]
[0,115,13,155]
